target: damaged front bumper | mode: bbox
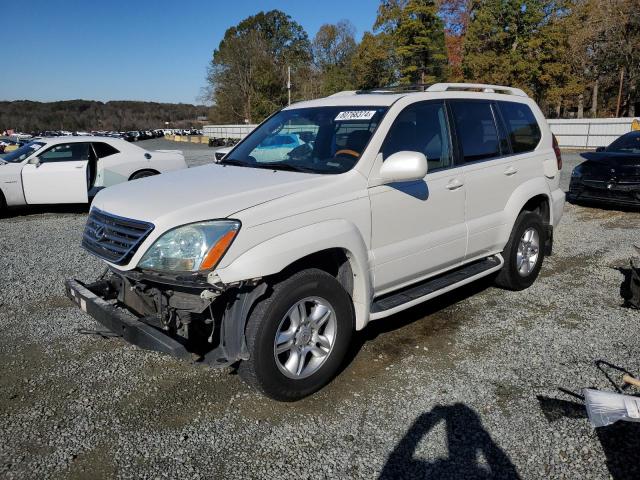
[65,271,267,367]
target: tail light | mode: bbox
[552,134,562,170]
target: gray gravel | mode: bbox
[1,140,639,479]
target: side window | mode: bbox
[382,101,452,171]
[39,143,90,163]
[497,101,541,153]
[450,101,500,163]
[92,142,119,158]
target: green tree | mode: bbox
[462,0,583,111]
[312,20,357,95]
[351,32,397,89]
[375,0,448,84]
[206,10,311,123]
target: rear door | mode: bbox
[448,100,517,259]
[21,142,90,204]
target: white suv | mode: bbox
[66,83,565,401]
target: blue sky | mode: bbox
[1,0,379,104]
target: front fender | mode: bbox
[215,219,373,330]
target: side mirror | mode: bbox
[28,157,41,167]
[595,146,605,152]
[379,151,428,184]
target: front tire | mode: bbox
[239,269,354,401]
[495,211,546,291]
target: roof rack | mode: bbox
[355,83,433,95]
[426,83,528,97]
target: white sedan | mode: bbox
[0,136,186,209]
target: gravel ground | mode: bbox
[1,140,639,479]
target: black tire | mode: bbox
[0,190,6,217]
[238,269,354,401]
[129,170,159,180]
[494,211,546,291]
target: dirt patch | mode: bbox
[63,443,117,480]
[541,252,601,278]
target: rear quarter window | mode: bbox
[497,101,541,153]
[93,142,120,158]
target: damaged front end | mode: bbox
[65,269,267,367]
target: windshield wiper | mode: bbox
[253,162,318,173]
[219,158,251,167]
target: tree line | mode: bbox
[0,100,208,132]
[206,0,639,124]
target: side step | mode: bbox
[370,255,503,319]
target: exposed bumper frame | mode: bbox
[65,279,193,359]
[65,277,268,367]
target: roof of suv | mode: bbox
[284,83,530,110]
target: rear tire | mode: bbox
[239,269,354,401]
[495,211,546,291]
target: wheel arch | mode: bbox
[128,168,160,181]
[505,178,553,227]
[215,219,372,330]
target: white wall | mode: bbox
[548,118,636,149]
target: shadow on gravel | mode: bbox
[379,403,520,480]
[538,360,640,480]
[1,203,89,218]
[339,277,494,377]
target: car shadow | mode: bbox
[379,403,520,479]
[340,276,495,375]
[1,203,90,218]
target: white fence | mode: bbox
[203,124,256,140]
[205,117,639,149]
[548,118,637,149]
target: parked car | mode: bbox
[66,83,564,401]
[124,131,139,142]
[0,136,186,209]
[214,146,231,162]
[568,130,640,208]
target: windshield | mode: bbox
[224,106,388,174]
[2,141,46,163]
[607,133,640,153]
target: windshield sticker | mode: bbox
[335,110,377,121]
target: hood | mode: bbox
[92,163,328,226]
[580,151,640,167]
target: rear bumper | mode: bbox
[65,279,192,360]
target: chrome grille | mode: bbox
[82,208,154,265]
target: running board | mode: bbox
[369,255,503,320]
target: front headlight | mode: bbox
[571,166,582,178]
[138,220,240,272]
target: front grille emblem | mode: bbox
[94,225,106,241]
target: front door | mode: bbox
[369,100,467,294]
[21,142,90,204]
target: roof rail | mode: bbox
[355,83,432,95]
[427,83,528,97]
[328,90,358,97]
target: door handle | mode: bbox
[446,179,464,190]
[503,166,518,176]
[74,165,84,169]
